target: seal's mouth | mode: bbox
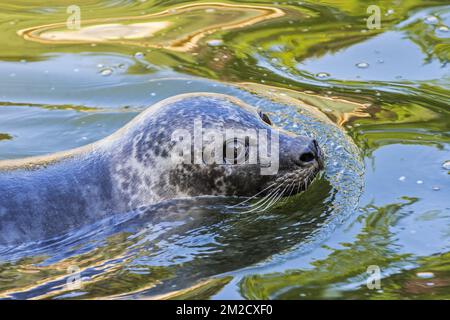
[234,158,323,213]
[269,162,322,197]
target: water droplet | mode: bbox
[437,26,449,33]
[416,272,434,279]
[268,44,285,53]
[134,52,145,59]
[315,72,330,80]
[416,180,424,184]
[100,68,113,76]
[398,176,406,182]
[207,39,223,47]
[424,16,439,25]
[442,160,450,170]
[432,186,440,191]
[356,62,369,69]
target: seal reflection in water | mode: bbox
[0,93,323,244]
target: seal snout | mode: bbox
[293,139,323,169]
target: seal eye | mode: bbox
[223,138,248,164]
[258,111,272,126]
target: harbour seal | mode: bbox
[0,93,323,245]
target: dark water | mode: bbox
[0,1,449,299]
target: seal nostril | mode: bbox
[312,139,319,152]
[299,151,315,163]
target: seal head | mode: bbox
[111,93,324,208]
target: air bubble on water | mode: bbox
[207,39,223,47]
[97,63,104,68]
[376,59,384,64]
[432,186,440,191]
[20,59,27,63]
[150,92,156,96]
[385,9,394,16]
[205,8,215,13]
[100,68,113,76]
[442,160,450,170]
[424,15,439,25]
[416,272,434,279]
[356,62,369,69]
[437,26,449,33]
[416,180,424,184]
[398,176,406,182]
[134,52,145,59]
[73,68,79,72]
[268,44,285,52]
[315,72,330,80]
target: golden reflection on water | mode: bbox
[238,82,372,127]
[19,2,285,52]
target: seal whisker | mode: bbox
[296,180,302,195]
[245,184,284,208]
[259,182,293,212]
[241,187,283,213]
[229,182,278,208]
